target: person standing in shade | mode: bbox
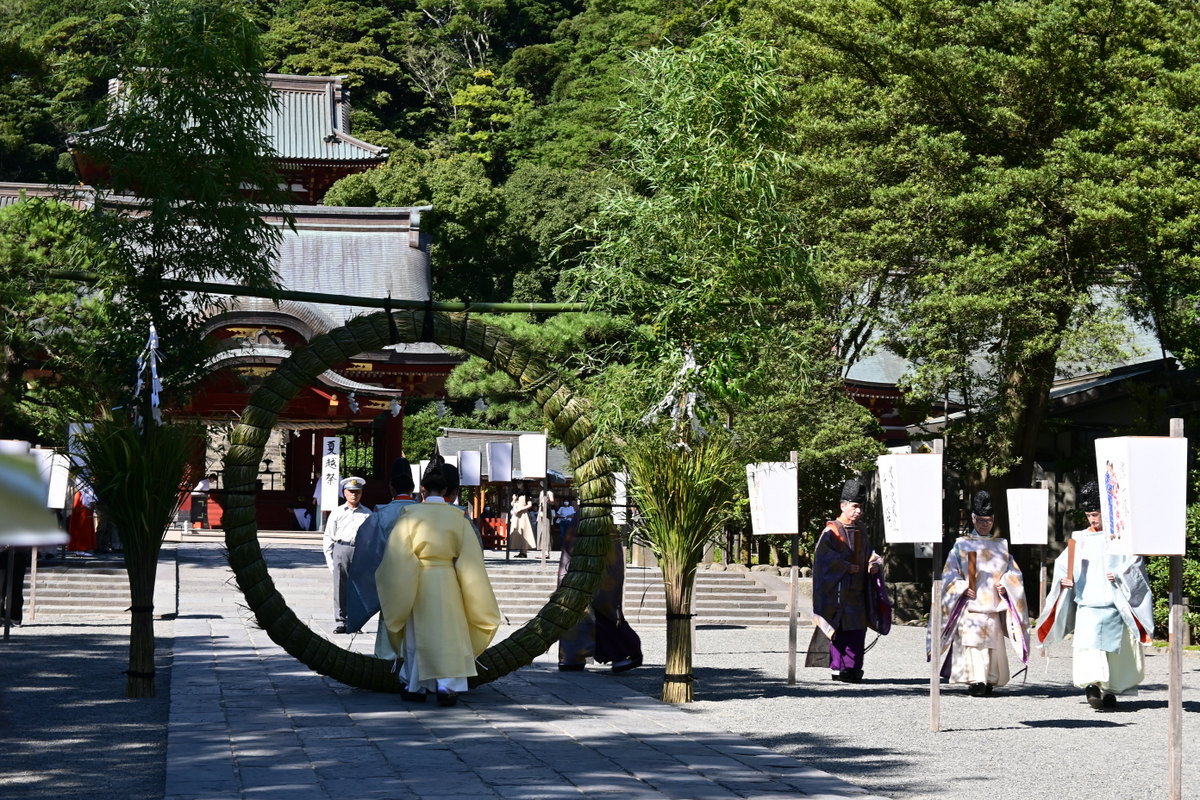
[322,476,372,634]
[1036,480,1153,710]
[555,499,577,545]
[932,490,1029,696]
[377,463,501,706]
[807,478,891,683]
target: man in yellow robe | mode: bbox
[377,463,501,706]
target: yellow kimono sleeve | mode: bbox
[376,519,420,655]
[453,519,502,656]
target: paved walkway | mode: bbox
[165,543,883,800]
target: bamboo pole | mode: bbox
[1167,418,1184,800]
[48,270,587,314]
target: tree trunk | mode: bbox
[124,547,158,698]
[662,564,696,703]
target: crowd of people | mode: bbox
[323,457,642,705]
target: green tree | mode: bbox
[0,199,131,441]
[747,0,1200,489]
[64,0,293,697]
[565,30,881,538]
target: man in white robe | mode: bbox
[1036,481,1153,710]
[933,490,1029,696]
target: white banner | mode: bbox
[319,437,341,512]
[486,442,513,483]
[1095,436,1187,555]
[877,453,943,544]
[746,462,799,536]
[517,433,547,479]
[458,450,482,486]
[613,470,628,525]
[30,449,71,510]
[1006,488,1049,545]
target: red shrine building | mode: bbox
[1,74,461,530]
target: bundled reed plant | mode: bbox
[75,412,196,697]
[624,434,736,702]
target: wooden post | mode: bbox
[2,548,14,642]
[1168,418,1184,800]
[930,439,944,732]
[787,451,800,686]
[28,548,37,623]
[930,540,942,732]
[788,533,800,685]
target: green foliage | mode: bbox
[75,0,292,406]
[744,0,1200,483]
[1145,483,1200,638]
[0,199,134,441]
[624,431,738,581]
[74,413,197,551]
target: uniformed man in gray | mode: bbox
[322,476,372,633]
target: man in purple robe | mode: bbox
[807,478,891,682]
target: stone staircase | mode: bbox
[486,561,795,627]
[17,537,799,628]
[20,555,131,617]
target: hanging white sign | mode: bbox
[1094,436,1187,556]
[319,437,341,512]
[517,433,547,479]
[746,462,799,536]
[1006,488,1049,545]
[487,442,513,483]
[877,453,943,544]
[458,450,482,486]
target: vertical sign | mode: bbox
[487,442,513,483]
[458,450,482,487]
[1094,436,1187,555]
[30,449,71,509]
[613,471,628,525]
[877,453,943,543]
[518,433,547,479]
[319,437,341,513]
[1006,488,1049,545]
[746,462,799,536]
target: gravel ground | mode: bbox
[4,551,1199,800]
[602,622,1200,800]
[0,617,172,800]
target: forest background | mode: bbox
[3,0,1200,602]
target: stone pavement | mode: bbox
[166,542,884,800]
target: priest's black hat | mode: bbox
[840,478,866,504]
[390,457,414,494]
[1079,480,1101,512]
[971,490,993,517]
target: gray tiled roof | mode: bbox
[212,204,433,329]
[265,74,387,162]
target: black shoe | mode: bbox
[436,690,458,707]
[836,669,863,684]
[985,684,994,696]
[515,552,528,558]
[967,682,994,697]
[558,663,586,672]
[611,655,642,674]
[1102,692,1117,709]
[400,689,427,703]
[333,624,347,634]
[1086,684,1103,710]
